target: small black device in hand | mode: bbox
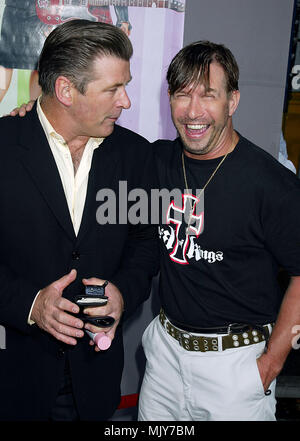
[74,281,115,328]
[83,316,115,328]
[75,282,108,309]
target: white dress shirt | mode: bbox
[37,97,103,235]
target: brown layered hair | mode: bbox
[167,40,239,96]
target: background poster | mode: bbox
[0,0,186,420]
[0,1,185,142]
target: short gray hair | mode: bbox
[38,19,133,96]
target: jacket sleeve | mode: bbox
[0,115,42,335]
[0,263,40,334]
[114,6,132,30]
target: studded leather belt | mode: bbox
[159,309,272,352]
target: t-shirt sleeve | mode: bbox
[264,187,300,276]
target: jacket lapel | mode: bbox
[17,106,76,243]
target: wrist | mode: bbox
[28,290,42,325]
[259,351,284,377]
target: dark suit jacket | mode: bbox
[0,105,158,420]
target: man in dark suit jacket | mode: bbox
[0,19,158,421]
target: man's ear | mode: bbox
[228,89,240,117]
[54,76,73,106]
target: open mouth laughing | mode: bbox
[184,123,210,138]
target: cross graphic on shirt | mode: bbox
[166,194,203,264]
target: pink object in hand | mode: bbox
[94,332,111,350]
[86,330,111,350]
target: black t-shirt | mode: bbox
[153,134,300,327]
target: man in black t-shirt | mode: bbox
[138,41,300,421]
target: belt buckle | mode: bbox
[226,323,249,334]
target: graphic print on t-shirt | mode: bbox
[160,192,223,265]
[165,193,203,264]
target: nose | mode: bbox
[187,95,205,120]
[119,88,131,109]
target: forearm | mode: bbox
[258,276,300,387]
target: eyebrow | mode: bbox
[106,76,132,90]
[205,87,217,93]
[177,85,218,95]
